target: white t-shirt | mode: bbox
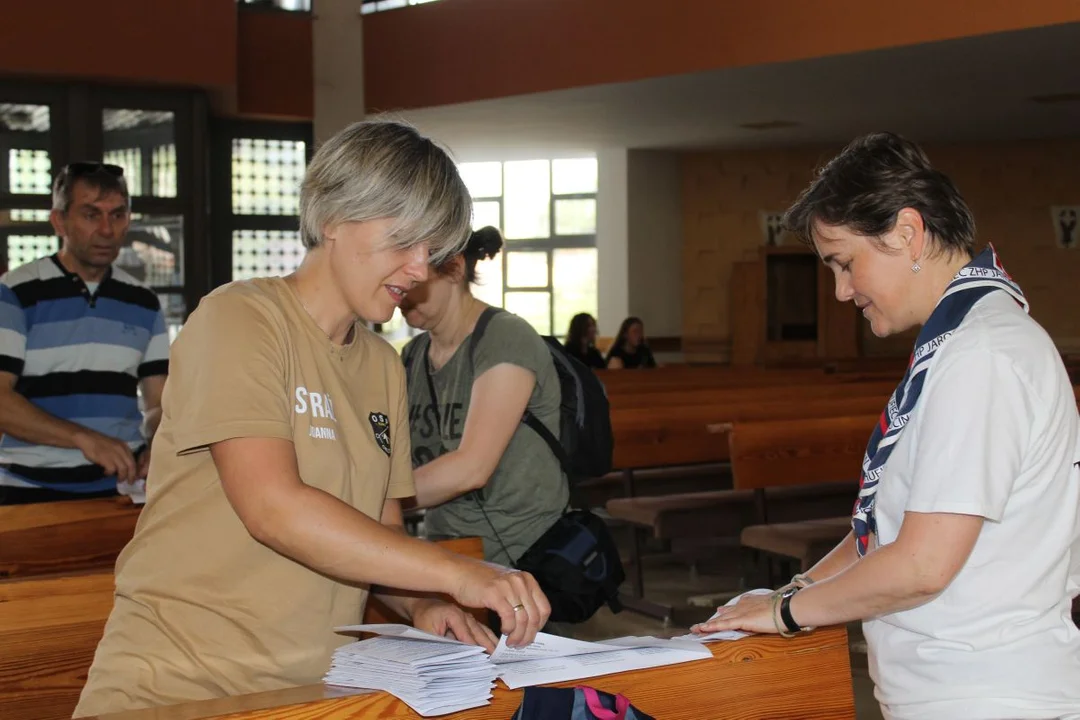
[864,292,1080,720]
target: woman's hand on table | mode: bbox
[410,599,499,653]
[690,590,780,635]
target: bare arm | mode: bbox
[368,498,433,619]
[0,370,136,481]
[412,363,534,508]
[606,356,624,369]
[139,374,166,441]
[696,511,983,635]
[211,435,550,645]
[135,374,166,479]
[790,512,983,627]
[0,370,87,448]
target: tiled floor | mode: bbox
[565,543,884,719]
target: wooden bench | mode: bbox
[727,415,882,584]
[602,396,882,622]
[0,537,486,720]
[85,626,856,720]
[0,498,141,579]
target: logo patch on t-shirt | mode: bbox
[369,412,391,456]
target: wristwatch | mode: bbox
[779,587,807,634]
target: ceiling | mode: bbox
[389,22,1080,161]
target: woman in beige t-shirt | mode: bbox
[75,121,550,716]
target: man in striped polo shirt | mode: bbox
[0,162,169,504]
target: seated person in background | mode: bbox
[399,226,568,572]
[74,122,549,718]
[694,132,1080,720]
[563,312,605,370]
[0,162,167,505]
[605,316,657,369]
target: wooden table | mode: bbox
[0,497,141,578]
[87,626,855,719]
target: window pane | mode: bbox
[470,254,503,308]
[552,158,598,195]
[503,160,550,240]
[1,103,51,195]
[152,144,178,197]
[553,248,598,341]
[505,291,550,335]
[232,229,306,281]
[232,138,306,215]
[473,200,501,231]
[459,162,502,198]
[103,109,176,198]
[9,208,50,222]
[117,214,184,287]
[156,293,187,344]
[555,198,596,235]
[5,235,57,273]
[506,251,548,288]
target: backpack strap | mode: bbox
[522,411,571,474]
[468,306,572,476]
[466,306,502,373]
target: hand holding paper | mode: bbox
[687,587,776,638]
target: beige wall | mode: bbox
[682,139,1080,356]
[312,0,366,144]
[627,150,683,339]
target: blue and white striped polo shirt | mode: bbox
[0,255,170,493]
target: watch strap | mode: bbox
[779,588,802,634]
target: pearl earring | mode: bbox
[911,260,921,274]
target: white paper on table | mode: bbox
[495,645,712,690]
[488,632,711,663]
[675,587,774,642]
[333,623,468,645]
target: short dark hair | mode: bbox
[52,162,130,213]
[435,225,504,285]
[783,132,975,258]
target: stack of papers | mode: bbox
[325,625,497,716]
[326,624,717,716]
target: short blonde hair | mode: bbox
[299,120,472,265]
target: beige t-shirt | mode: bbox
[75,278,415,716]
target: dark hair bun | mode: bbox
[466,226,504,261]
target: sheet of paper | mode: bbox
[489,632,712,662]
[675,587,773,642]
[496,645,712,690]
[333,623,467,645]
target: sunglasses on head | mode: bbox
[63,162,124,178]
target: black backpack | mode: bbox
[468,308,614,485]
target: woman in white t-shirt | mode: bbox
[694,132,1080,720]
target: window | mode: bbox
[379,157,598,348]
[213,121,311,290]
[361,0,441,14]
[239,0,311,11]
[1,102,54,273]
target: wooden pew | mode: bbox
[607,379,897,411]
[83,625,856,719]
[727,415,889,583]
[0,537,486,720]
[0,498,140,579]
[602,397,881,622]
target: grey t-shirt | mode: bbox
[403,311,568,564]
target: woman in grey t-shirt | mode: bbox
[399,226,569,566]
